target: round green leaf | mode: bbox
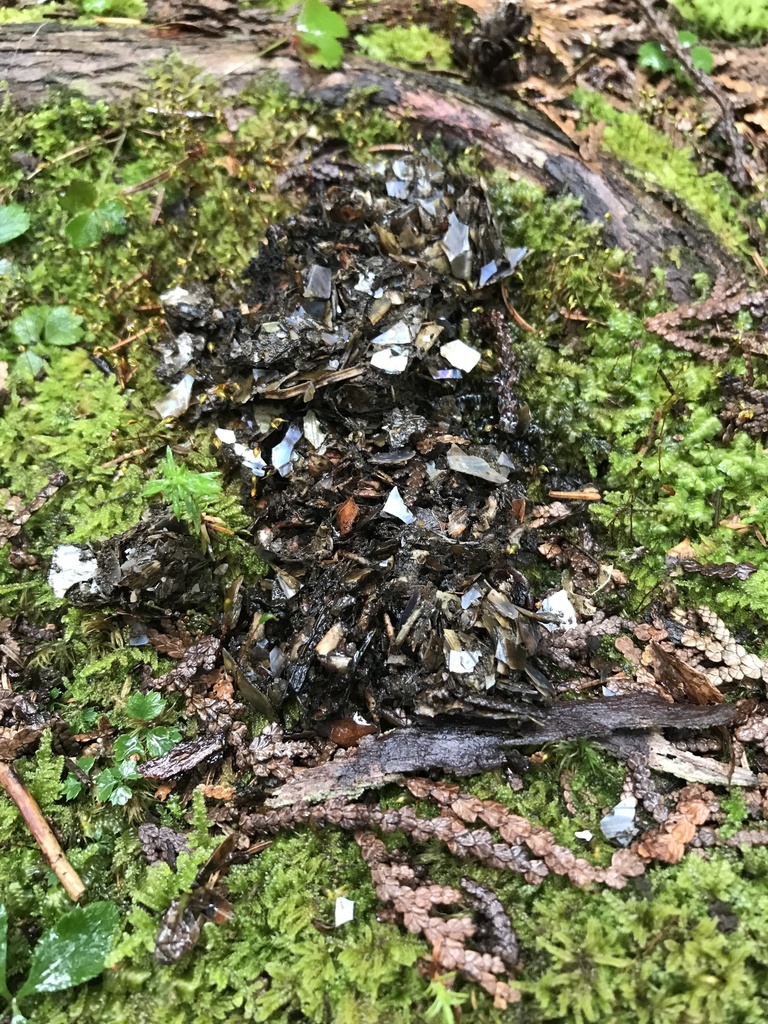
[44,306,85,347]
[108,784,133,806]
[59,181,99,214]
[65,201,127,249]
[297,0,348,69]
[14,350,46,380]
[690,45,714,74]
[0,205,30,246]
[17,902,120,998]
[637,40,672,74]
[10,306,49,347]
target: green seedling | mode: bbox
[638,30,714,78]
[7,304,84,378]
[142,447,222,534]
[63,691,180,806]
[296,0,349,69]
[424,977,469,1024]
[0,901,119,1022]
[59,179,127,250]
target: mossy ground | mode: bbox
[1,48,768,1024]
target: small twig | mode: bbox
[0,761,86,902]
[548,488,602,501]
[501,282,535,332]
[633,0,755,188]
[101,445,148,468]
[108,324,156,352]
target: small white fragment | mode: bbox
[371,347,408,374]
[600,796,638,845]
[335,897,355,928]
[440,339,481,373]
[275,568,301,600]
[371,321,412,347]
[383,487,415,524]
[271,424,302,477]
[215,428,238,445]
[461,586,483,609]
[303,410,327,449]
[233,443,267,476]
[160,286,191,305]
[575,829,593,842]
[541,589,578,632]
[446,445,509,485]
[48,545,98,599]
[153,374,194,419]
[448,649,481,674]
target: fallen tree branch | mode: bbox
[0,23,739,298]
[0,761,86,901]
[266,693,735,807]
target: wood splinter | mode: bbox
[0,760,86,902]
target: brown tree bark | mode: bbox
[0,21,739,296]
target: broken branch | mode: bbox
[0,760,86,901]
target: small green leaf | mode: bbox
[59,181,99,214]
[10,306,49,347]
[113,733,143,762]
[108,784,133,806]
[118,757,142,780]
[0,904,11,1003]
[94,768,117,802]
[62,776,84,801]
[77,756,96,774]
[676,30,698,47]
[0,205,30,246]
[690,45,713,74]
[144,726,181,758]
[17,902,119,999]
[637,40,673,74]
[297,0,348,69]
[65,201,126,249]
[44,306,84,347]
[125,691,165,723]
[14,350,46,379]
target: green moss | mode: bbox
[520,850,768,1023]
[356,24,453,69]
[31,828,426,1024]
[575,90,751,254]
[0,5,60,23]
[490,174,768,626]
[670,0,768,41]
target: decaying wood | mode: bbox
[0,22,739,298]
[267,693,735,807]
[0,760,86,901]
[647,734,759,787]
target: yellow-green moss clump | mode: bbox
[575,90,751,254]
[671,0,768,41]
[356,24,453,69]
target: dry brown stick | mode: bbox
[0,761,86,901]
[633,0,756,188]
